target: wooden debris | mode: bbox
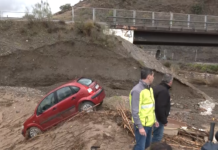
[116,102,209,149]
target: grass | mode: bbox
[74,20,116,47]
[162,61,218,74]
[181,63,218,74]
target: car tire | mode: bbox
[79,101,96,112]
[28,127,42,138]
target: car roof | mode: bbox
[44,78,83,97]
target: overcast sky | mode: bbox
[0,0,80,14]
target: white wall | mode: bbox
[104,29,134,43]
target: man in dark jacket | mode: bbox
[152,73,173,143]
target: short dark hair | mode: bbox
[150,142,172,150]
[141,68,153,79]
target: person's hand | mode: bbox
[139,128,146,136]
[155,122,159,127]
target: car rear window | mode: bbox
[77,78,93,86]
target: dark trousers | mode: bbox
[134,125,152,150]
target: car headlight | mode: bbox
[21,125,24,130]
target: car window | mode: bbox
[77,78,93,86]
[57,87,73,102]
[37,93,56,115]
[71,86,80,94]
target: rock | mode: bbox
[108,126,112,129]
[26,99,30,102]
[116,116,122,126]
[171,103,175,106]
[103,132,112,138]
[16,110,20,113]
[179,105,184,109]
[194,104,199,110]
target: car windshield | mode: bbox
[77,78,93,86]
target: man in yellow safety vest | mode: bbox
[129,68,159,150]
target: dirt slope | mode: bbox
[0,87,133,150]
[0,21,215,150]
[54,0,218,21]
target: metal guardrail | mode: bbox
[106,17,218,30]
[2,7,218,31]
[73,7,218,31]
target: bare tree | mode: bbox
[32,0,52,20]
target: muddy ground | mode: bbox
[0,87,134,150]
[0,21,217,150]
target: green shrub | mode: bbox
[191,4,203,14]
[60,4,71,13]
[163,62,171,68]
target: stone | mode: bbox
[179,105,184,109]
[103,132,112,138]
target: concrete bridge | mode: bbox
[73,7,218,46]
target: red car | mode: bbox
[22,77,105,138]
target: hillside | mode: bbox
[53,0,218,21]
[0,20,216,150]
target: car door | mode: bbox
[36,92,62,130]
[56,86,80,119]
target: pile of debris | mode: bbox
[116,102,209,150]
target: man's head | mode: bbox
[150,142,172,150]
[141,68,154,85]
[162,73,173,87]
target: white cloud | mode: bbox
[0,0,80,13]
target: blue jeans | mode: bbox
[152,122,164,143]
[134,125,152,150]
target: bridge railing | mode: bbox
[73,7,218,30]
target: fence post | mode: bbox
[195,49,198,61]
[170,12,173,28]
[113,9,116,24]
[72,7,74,22]
[204,15,207,30]
[152,12,155,27]
[187,14,190,28]
[133,10,136,25]
[92,8,96,21]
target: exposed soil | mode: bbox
[0,87,134,150]
[0,21,216,150]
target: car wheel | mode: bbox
[79,102,95,112]
[28,127,42,138]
